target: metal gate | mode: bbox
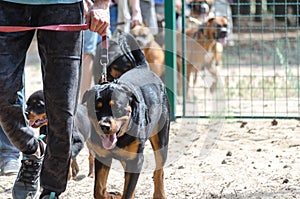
[174,0,300,119]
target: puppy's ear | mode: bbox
[81,89,93,104]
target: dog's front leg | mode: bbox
[122,172,140,199]
[121,155,144,199]
[88,151,95,178]
[94,156,114,199]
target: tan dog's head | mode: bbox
[130,25,155,49]
[189,0,214,20]
[194,16,228,44]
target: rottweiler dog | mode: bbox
[25,90,95,179]
[83,32,170,199]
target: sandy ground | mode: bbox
[1,39,300,199]
[1,117,300,199]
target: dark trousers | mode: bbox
[0,1,84,194]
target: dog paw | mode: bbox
[71,158,80,177]
[87,172,94,178]
[107,191,122,199]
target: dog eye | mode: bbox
[97,102,103,108]
[109,100,115,106]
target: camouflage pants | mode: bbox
[0,1,84,194]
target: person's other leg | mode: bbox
[140,0,158,35]
[36,2,84,196]
[117,0,131,32]
[0,2,44,199]
[0,1,39,157]
[0,126,20,175]
[80,29,98,100]
[109,4,118,34]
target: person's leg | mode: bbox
[0,86,25,175]
[80,29,98,100]
[109,4,118,34]
[0,2,44,199]
[35,2,84,196]
[140,0,158,35]
[0,1,39,157]
[117,0,131,32]
[0,126,20,175]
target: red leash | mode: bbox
[0,24,89,32]
[0,23,109,83]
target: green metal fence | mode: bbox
[175,0,300,119]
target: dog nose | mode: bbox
[219,27,228,38]
[220,30,227,39]
[100,123,110,134]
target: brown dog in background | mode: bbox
[130,25,165,79]
[189,0,214,20]
[176,16,229,96]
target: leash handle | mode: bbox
[100,35,109,83]
[0,24,89,32]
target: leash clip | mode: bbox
[100,35,109,83]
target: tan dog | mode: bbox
[176,16,228,96]
[189,0,214,20]
[130,25,165,78]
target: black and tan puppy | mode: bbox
[130,25,165,79]
[83,33,170,199]
[25,90,94,179]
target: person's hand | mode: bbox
[175,0,182,13]
[131,10,143,28]
[130,0,142,28]
[85,0,110,36]
[83,0,93,17]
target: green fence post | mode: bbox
[164,0,176,121]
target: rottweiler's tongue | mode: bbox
[102,133,117,150]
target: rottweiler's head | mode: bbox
[99,31,146,82]
[82,83,136,150]
[25,90,48,128]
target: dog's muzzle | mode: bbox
[219,27,228,39]
[100,123,110,134]
[99,118,111,134]
[214,26,228,40]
